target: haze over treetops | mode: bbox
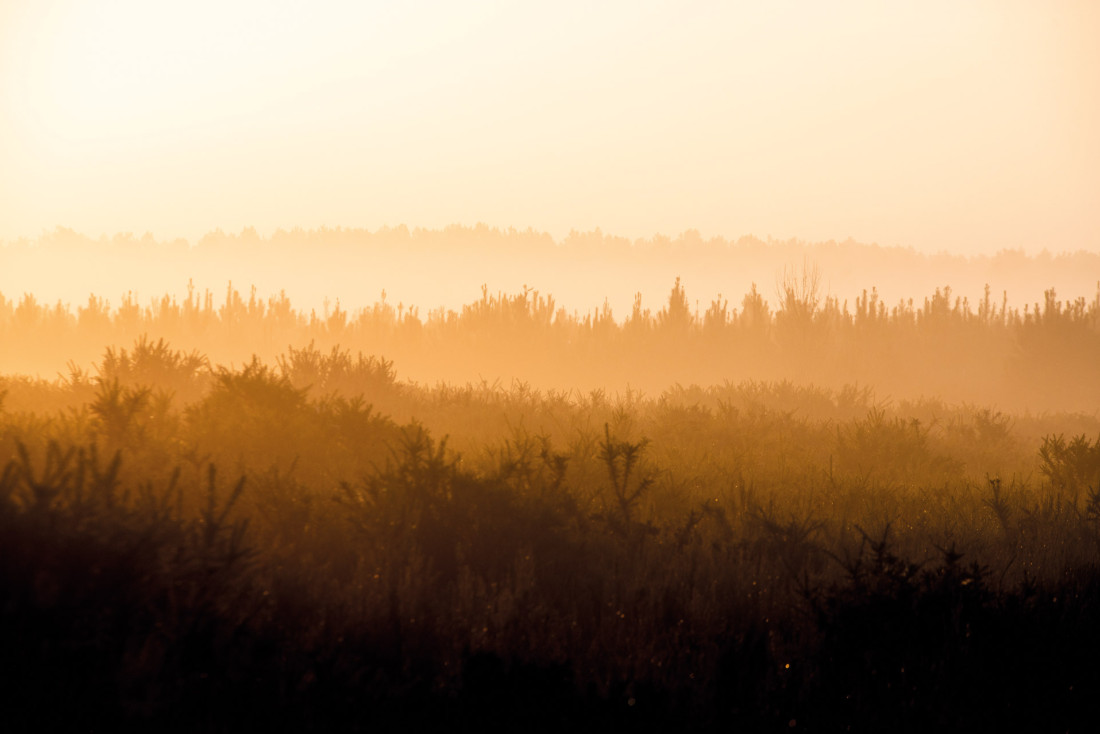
[2,1,1097,257]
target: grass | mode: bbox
[1,339,1099,731]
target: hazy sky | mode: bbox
[2,0,1097,255]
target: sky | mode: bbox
[1,0,1098,255]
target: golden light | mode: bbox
[0,0,1095,255]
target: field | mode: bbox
[2,279,1100,731]
[5,0,1098,728]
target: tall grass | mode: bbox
[2,340,1099,729]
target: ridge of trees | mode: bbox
[2,277,1098,411]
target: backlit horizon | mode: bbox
[2,0,1098,256]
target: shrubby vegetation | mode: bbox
[2,338,1099,730]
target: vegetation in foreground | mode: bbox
[2,339,1100,731]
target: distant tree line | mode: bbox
[4,224,1099,319]
[2,275,1098,411]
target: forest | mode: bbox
[2,271,1100,731]
[5,224,1100,333]
[3,270,1099,409]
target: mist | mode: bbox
[4,0,1100,729]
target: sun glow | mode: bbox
[1,0,1097,254]
[15,2,293,152]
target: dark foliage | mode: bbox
[1,343,1099,731]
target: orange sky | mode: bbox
[2,0,1098,255]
